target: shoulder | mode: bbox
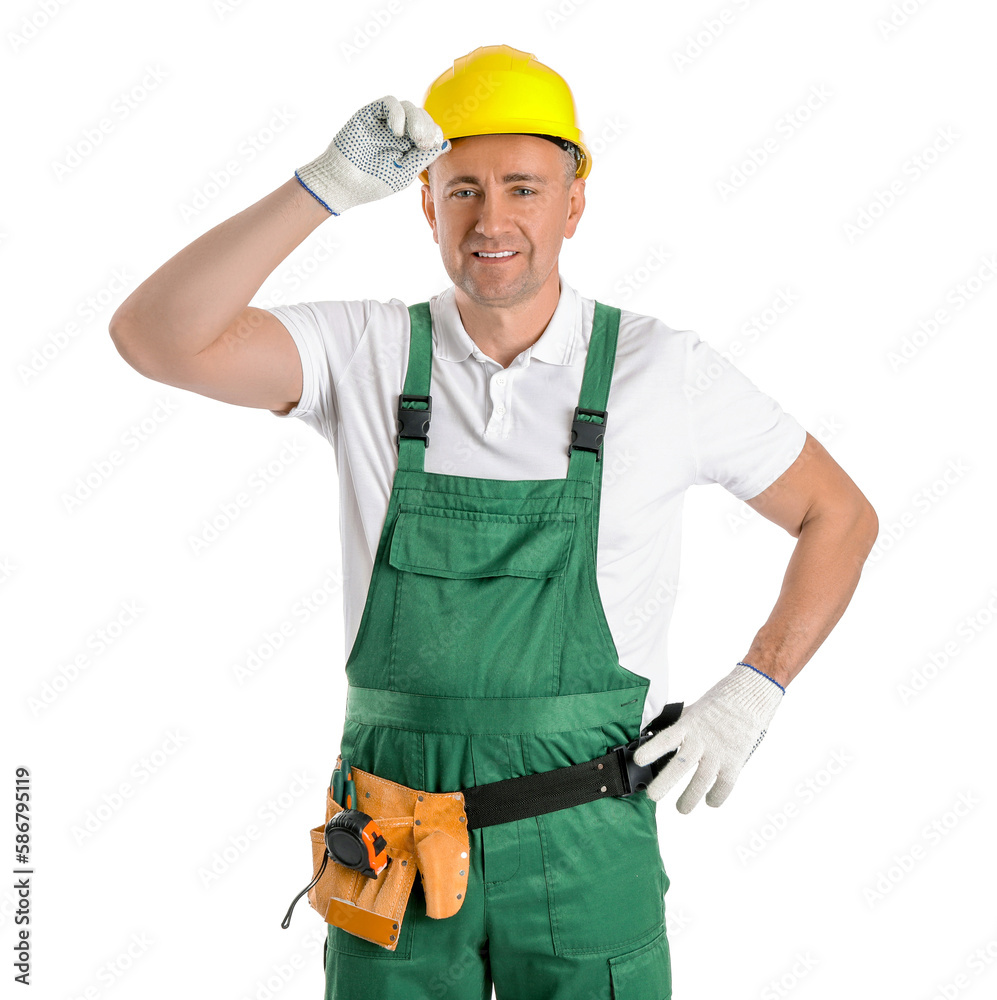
[577,290,701,369]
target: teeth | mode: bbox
[476,251,516,257]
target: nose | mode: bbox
[474,189,515,240]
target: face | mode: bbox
[421,134,585,309]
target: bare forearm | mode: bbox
[742,506,879,689]
[109,176,330,362]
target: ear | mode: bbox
[421,183,439,245]
[564,178,585,239]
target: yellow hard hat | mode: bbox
[418,44,592,186]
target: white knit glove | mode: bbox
[632,662,784,813]
[295,95,450,215]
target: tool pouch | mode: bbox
[305,765,470,951]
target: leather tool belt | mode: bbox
[303,766,468,951]
[281,701,683,951]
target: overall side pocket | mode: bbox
[538,792,665,957]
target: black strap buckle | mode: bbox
[396,393,432,448]
[568,406,608,461]
[610,701,684,796]
[611,733,660,796]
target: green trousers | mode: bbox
[323,300,672,999]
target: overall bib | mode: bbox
[324,300,672,1000]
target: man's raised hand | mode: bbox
[295,95,450,215]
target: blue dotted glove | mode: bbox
[295,95,450,216]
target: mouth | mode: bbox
[471,250,519,261]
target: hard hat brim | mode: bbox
[418,130,591,186]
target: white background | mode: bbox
[4,1,996,998]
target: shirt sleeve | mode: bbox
[265,300,371,442]
[685,333,807,501]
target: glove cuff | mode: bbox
[736,660,785,694]
[295,152,359,215]
[294,169,340,216]
[723,662,784,721]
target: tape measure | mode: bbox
[324,809,389,879]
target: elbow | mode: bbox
[799,495,879,556]
[855,500,879,557]
[833,498,879,562]
[108,308,138,363]
[108,311,156,377]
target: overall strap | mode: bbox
[567,301,622,544]
[566,300,621,485]
[397,302,434,472]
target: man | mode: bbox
[109,44,878,1000]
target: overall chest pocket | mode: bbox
[386,507,575,698]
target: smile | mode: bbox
[473,251,518,258]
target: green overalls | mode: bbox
[324,299,672,999]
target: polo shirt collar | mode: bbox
[430,273,580,366]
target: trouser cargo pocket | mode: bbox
[538,791,666,956]
[609,927,672,999]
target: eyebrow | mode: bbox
[443,172,549,190]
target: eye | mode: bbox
[451,189,476,198]
[514,188,536,196]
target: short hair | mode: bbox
[525,133,582,186]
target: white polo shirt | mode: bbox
[267,274,806,732]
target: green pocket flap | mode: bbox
[387,508,575,580]
[609,928,672,999]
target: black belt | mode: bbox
[461,701,684,830]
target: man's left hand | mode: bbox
[632,662,785,813]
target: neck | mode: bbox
[454,269,561,369]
